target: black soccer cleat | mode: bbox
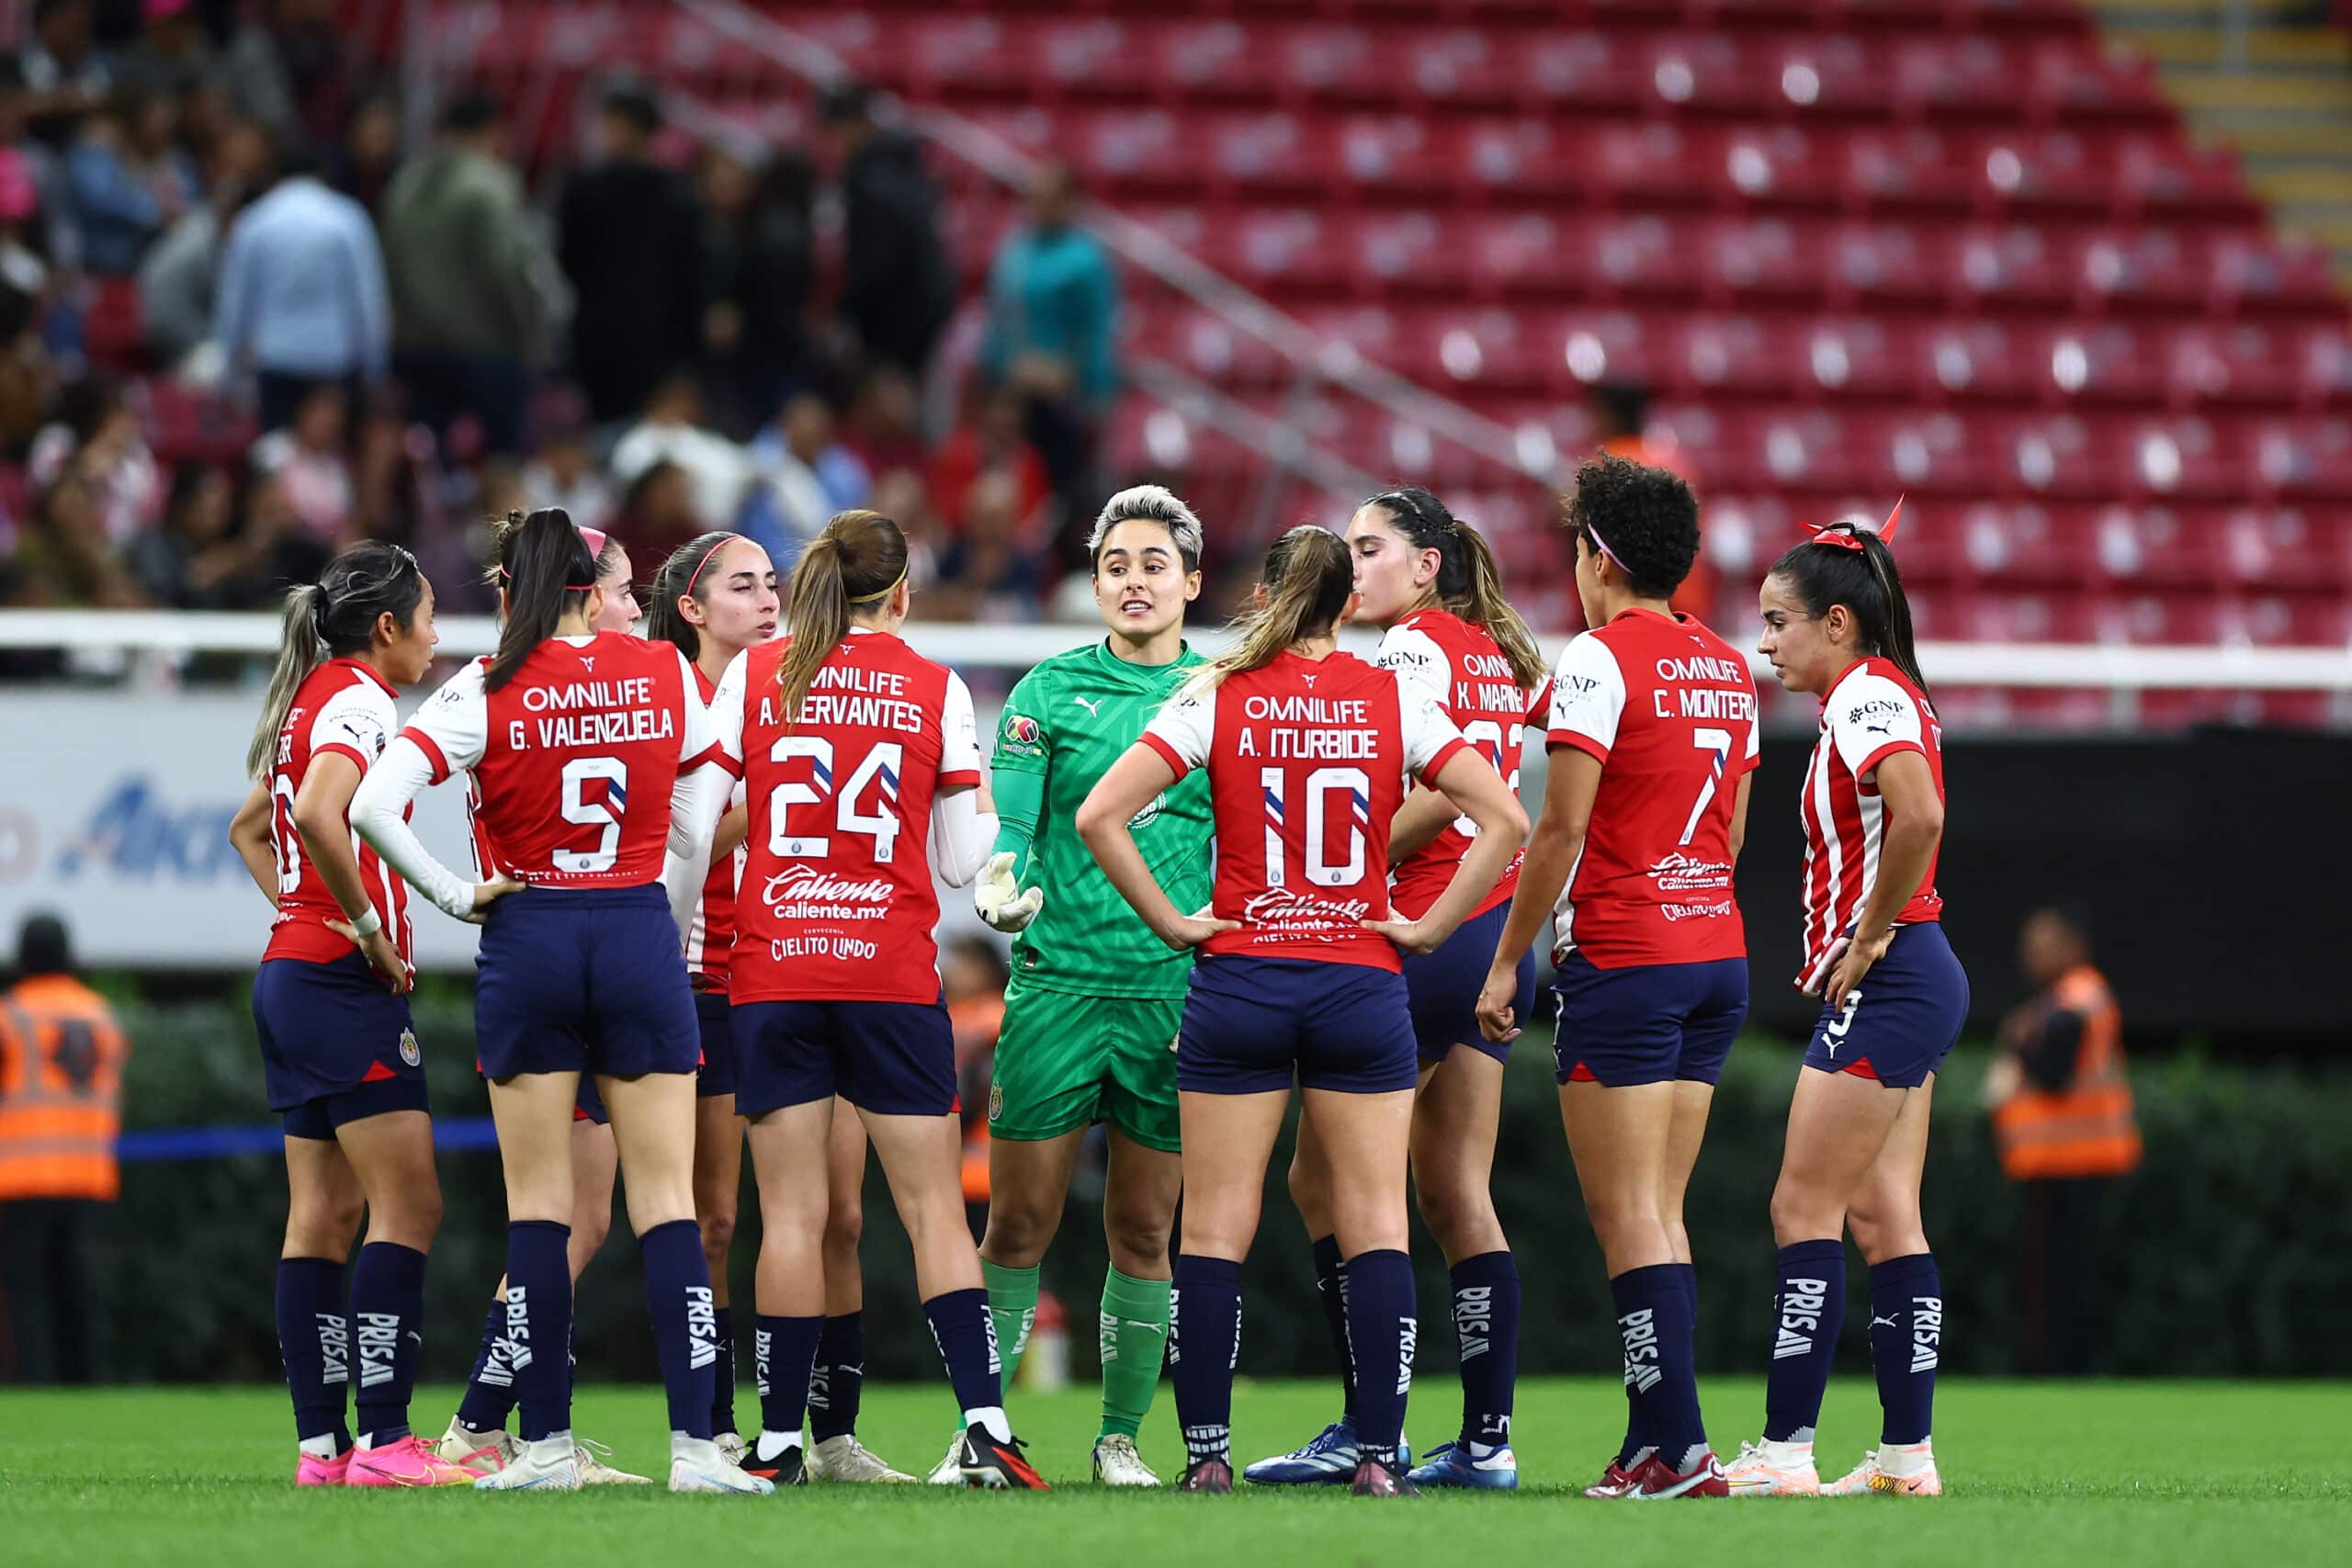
[740,1437,808,1486]
[1351,1456,1420,1497]
[1178,1456,1234,1494]
[959,1427,1050,1490]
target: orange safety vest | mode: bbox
[0,975,130,1201]
[1993,965,2141,1181]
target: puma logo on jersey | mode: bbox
[1072,695,1102,716]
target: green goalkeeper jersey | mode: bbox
[990,637,1214,1000]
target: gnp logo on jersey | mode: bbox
[761,865,895,920]
[398,1028,421,1066]
[1846,697,1907,735]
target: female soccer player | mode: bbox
[667,508,1046,1489]
[1474,455,1759,1500]
[352,509,766,1495]
[963,485,1213,1487]
[436,520,657,1484]
[1077,525,1528,1496]
[1723,504,1963,1500]
[227,540,474,1486]
[1249,488,1546,1491]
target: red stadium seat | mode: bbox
[2077,228,2205,313]
[2166,323,2301,410]
[1464,211,1586,299]
[1800,317,1909,400]
[1330,115,1452,197]
[2300,327,2352,410]
[1456,118,1583,202]
[2219,507,2346,594]
[2252,416,2352,501]
[2093,589,2222,646]
[2040,321,2165,406]
[1841,129,1973,216]
[1645,33,1771,118]
[1720,126,1842,210]
[1516,31,1638,114]
[1828,221,1947,310]
[1591,122,1713,209]
[1669,314,1790,399]
[1589,214,1704,303]
[2092,503,2215,588]
[1772,33,1893,122]
[1701,216,1815,305]
[1919,320,2038,403]
[1977,128,2112,218]
[1951,224,2072,312]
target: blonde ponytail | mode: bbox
[1197,525,1354,694]
[775,509,910,728]
[245,583,328,782]
[1449,522,1547,688]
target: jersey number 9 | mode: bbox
[557,756,629,874]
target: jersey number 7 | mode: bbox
[769,737,905,863]
[1679,728,1734,847]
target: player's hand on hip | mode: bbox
[1360,916,1442,956]
[1475,960,1522,1043]
[1824,928,1892,1010]
[973,851,1045,933]
[328,919,413,994]
[1155,911,1239,951]
[462,877,528,925]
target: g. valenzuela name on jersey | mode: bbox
[504,675,678,750]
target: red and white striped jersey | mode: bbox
[1374,607,1548,922]
[261,659,413,966]
[684,661,744,991]
[1797,657,1946,990]
[1545,609,1759,968]
[1140,649,1468,973]
[713,628,984,1005]
[401,632,718,887]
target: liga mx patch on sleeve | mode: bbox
[1001,710,1045,760]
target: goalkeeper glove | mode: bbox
[974,851,1045,933]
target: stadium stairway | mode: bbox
[2086,0,2352,288]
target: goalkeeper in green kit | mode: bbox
[938,486,1214,1487]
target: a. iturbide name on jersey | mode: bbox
[514,676,677,750]
[1234,693,1377,760]
[756,663,926,736]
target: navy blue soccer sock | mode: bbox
[1309,1234,1357,1421]
[1170,1254,1242,1464]
[275,1256,351,1452]
[1611,1263,1705,1472]
[754,1313,823,1441]
[456,1298,519,1432]
[1343,1248,1417,1470]
[1763,1239,1846,1444]
[640,1218,718,1439]
[808,1312,865,1443]
[1867,1253,1942,1446]
[349,1240,425,1446]
[503,1220,572,1441]
[711,1305,738,1437]
[1450,1250,1518,1450]
[922,1288,1005,1426]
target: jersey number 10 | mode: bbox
[1260,766,1370,889]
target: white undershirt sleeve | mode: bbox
[349,735,477,919]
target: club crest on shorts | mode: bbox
[988,1081,1004,1122]
[398,1028,421,1067]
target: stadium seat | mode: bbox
[2219,507,2347,594]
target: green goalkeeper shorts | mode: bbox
[989,976,1183,1153]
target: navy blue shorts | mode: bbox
[474,886,699,1083]
[695,990,737,1099]
[254,953,428,1128]
[1803,922,1969,1089]
[1553,952,1749,1088]
[733,997,956,1117]
[1403,900,1535,1067]
[573,1076,608,1125]
[1178,955,1419,1096]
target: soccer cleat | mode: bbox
[435,1418,516,1477]
[1177,1456,1232,1494]
[471,1434,581,1491]
[295,1449,352,1487]
[805,1434,915,1483]
[1091,1434,1161,1487]
[573,1437,652,1484]
[1824,1445,1941,1497]
[1243,1418,1364,1484]
[672,1437,776,1495]
[926,1431,968,1485]
[1724,1438,1822,1497]
[740,1433,808,1486]
[714,1430,748,1467]
[345,1434,476,1487]
[1628,1450,1729,1500]
[1581,1458,1645,1500]
[1407,1440,1518,1491]
[1350,1456,1419,1497]
[959,1427,1050,1490]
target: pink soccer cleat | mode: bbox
[1824,1444,1941,1497]
[1724,1438,1822,1497]
[345,1434,477,1487]
[296,1449,352,1487]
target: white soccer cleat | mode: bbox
[1724,1438,1822,1497]
[1091,1434,1161,1487]
[1824,1443,1941,1497]
[805,1433,917,1483]
[574,1436,653,1484]
[714,1430,748,1466]
[471,1433,581,1492]
[436,1418,517,1477]
[927,1430,968,1485]
[671,1437,776,1495]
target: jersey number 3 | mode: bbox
[770,737,905,863]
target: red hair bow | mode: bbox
[1800,497,1902,552]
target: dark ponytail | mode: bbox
[1768,523,1933,707]
[486,508,597,693]
[775,510,910,727]
[245,541,425,780]
[648,530,742,662]
[1199,525,1354,692]
[1362,486,1547,688]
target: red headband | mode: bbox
[683,536,731,597]
[1800,497,1903,553]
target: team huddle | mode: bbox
[226,454,1965,1499]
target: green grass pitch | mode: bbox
[5,1379,2344,1567]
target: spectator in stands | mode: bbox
[248,378,352,546]
[326,89,399,219]
[980,161,1115,546]
[1590,379,1710,622]
[18,1,112,134]
[211,141,388,431]
[11,441,143,607]
[114,0,213,96]
[556,82,704,423]
[697,144,815,438]
[818,81,954,379]
[0,148,51,298]
[517,398,611,535]
[231,0,350,157]
[609,456,697,558]
[217,0,299,144]
[135,113,265,367]
[0,283,52,451]
[127,457,271,607]
[0,913,131,1384]
[865,464,940,591]
[931,383,1047,544]
[29,376,158,546]
[609,370,752,537]
[383,91,545,458]
[64,78,194,275]
[0,55,75,275]
[932,468,1044,622]
[840,364,925,480]
[741,389,869,563]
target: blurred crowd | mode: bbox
[0,0,1127,626]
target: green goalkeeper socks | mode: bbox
[980,1258,1041,1399]
[1097,1266,1172,1440]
